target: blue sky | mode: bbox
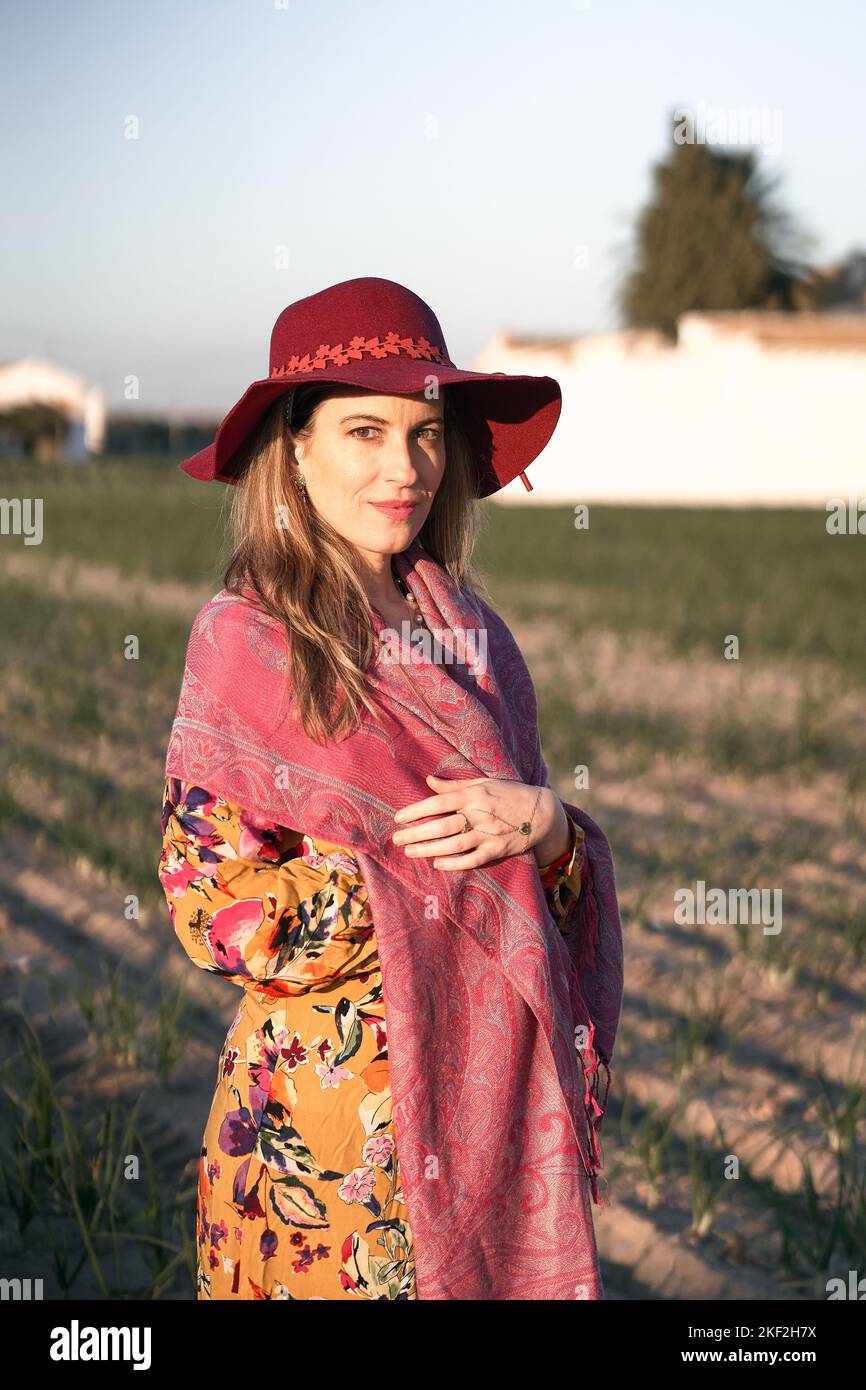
[2,0,863,416]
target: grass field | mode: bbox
[1,453,864,1298]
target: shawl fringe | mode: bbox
[572,846,612,1205]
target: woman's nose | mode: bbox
[382,439,423,481]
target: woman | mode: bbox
[158,275,624,1301]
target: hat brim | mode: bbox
[179,364,561,499]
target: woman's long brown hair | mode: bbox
[222,382,490,744]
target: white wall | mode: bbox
[474,319,866,506]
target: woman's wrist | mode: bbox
[532,791,571,867]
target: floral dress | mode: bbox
[157,776,587,1300]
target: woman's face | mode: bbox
[292,387,446,560]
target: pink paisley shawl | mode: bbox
[163,537,624,1300]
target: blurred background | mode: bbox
[0,0,864,1300]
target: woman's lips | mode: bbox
[369,501,419,520]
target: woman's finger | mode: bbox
[431,847,491,870]
[401,827,477,858]
[393,791,464,824]
[395,775,493,824]
[425,773,488,788]
[392,811,467,846]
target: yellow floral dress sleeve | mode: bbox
[537,811,586,933]
[157,775,373,992]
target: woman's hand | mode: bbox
[391,773,570,871]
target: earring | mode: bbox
[292,467,307,496]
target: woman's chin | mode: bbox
[368,517,425,548]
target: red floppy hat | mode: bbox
[179,276,561,498]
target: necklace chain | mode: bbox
[395,574,447,662]
[396,575,427,627]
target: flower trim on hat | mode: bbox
[270,332,453,377]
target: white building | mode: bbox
[0,357,106,457]
[476,312,866,505]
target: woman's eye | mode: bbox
[349,426,442,441]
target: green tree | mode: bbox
[620,113,815,340]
